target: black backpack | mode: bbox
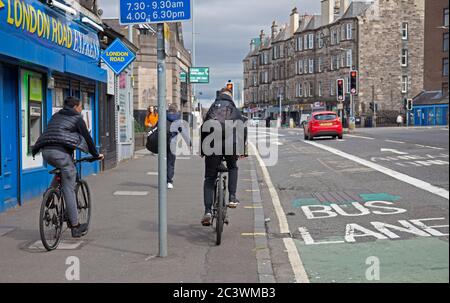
[205,100,235,129]
[146,126,159,153]
[145,121,174,154]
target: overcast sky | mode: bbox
[97,0,321,105]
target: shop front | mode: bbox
[0,0,106,211]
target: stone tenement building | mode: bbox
[243,0,425,126]
[103,20,192,122]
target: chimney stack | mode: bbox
[290,7,299,36]
[321,0,335,26]
[271,21,279,40]
[339,0,350,17]
[260,30,265,44]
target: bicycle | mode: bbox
[39,156,100,251]
[210,158,229,246]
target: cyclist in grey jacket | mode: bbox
[32,96,104,238]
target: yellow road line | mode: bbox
[241,233,266,237]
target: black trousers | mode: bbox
[203,155,238,213]
[167,148,176,184]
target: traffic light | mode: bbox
[226,81,234,97]
[370,102,374,112]
[407,99,413,111]
[350,70,358,95]
[336,79,345,102]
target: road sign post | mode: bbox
[156,23,167,257]
[119,0,192,258]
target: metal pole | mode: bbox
[128,25,135,154]
[157,23,167,257]
[278,95,282,128]
[192,0,196,110]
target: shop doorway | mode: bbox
[0,65,19,210]
[99,83,117,170]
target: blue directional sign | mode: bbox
[120,0,191,24]
[101,39,136,75]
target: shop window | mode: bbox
[71,80,81,99]
[52,88,64,114]
[81,92,93,134]
[27,74,44,154]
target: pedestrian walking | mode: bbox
[397,114,404,127]
[145,106,159,130]
[166,104,191,189]
[266,116,271,128]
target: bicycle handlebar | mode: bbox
[74,156,102,164]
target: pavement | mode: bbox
[0,149,271,283]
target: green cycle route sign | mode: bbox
[189,67,209,84]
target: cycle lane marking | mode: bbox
[250,142,310,283]
[345,134,375,140]
[303,140,449,200]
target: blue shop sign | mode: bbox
[101,38,136,75]
[0,0,100,63]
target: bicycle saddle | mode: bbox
[49,168,61,175]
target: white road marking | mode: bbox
[147,172,158,176]
[113,191,149,196]
[415,144,445,150]
[283,238,311,283]
[385,140,405,144]
[250,142,309,283]
[29,240,83,250]
[250,143,290,233]
[0,227,15,237]
[345,134,375,140]
[304,140,449,200]
[247,129,285,137]
[380,148,409,155]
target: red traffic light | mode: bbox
[337,80,343,86]
[350,70,358,95]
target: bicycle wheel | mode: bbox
[76,180,91,228]
[39,189,63,251]
[216,173,224,246]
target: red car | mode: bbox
[304,111,343,140]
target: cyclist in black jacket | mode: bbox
[200,87,248,226]
[32,96,103,238]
